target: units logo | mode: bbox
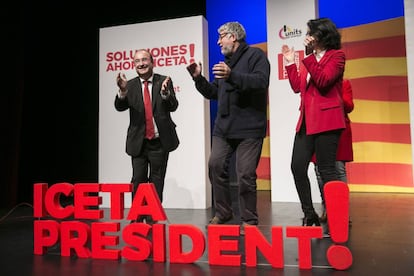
[278,25,302,39]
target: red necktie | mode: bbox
[143,80,155,139]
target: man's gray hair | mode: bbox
[218,22,246,42]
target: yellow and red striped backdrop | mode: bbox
[249,43,271,190]
[254,17,413,192]
[341,17,413,193]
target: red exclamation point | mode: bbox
[324,180,353,270]
[189,43,195,64]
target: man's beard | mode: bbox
[221,44,233,56]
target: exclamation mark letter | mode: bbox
[324,180,353,270]
[189,43,195,64]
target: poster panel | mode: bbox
[99,16,211,209]
[267,0,319,202]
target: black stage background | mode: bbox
[3,1,206,209]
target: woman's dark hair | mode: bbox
[307,18,341,50]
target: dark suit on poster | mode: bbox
[114,73,179,203]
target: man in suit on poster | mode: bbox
[115,49,179,223]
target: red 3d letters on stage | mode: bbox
[33,182,352,270]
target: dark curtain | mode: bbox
[1,2,206,210]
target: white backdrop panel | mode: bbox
[99,16,211,209]
[405,0,414,179]
[267,0,320,203]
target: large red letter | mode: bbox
[286,226,322,269]
[100,183,132,220]
[207,225,241,266]
[45,183,74,219]
[33,183,48,218]
[245,225,284,268]
[121,223,152,261]
[74,183,103,220]
[60,221,91,258]
[33,220,60,255]
[127,183,167,222]
[152,223,166,262]
[91,222,121,259]
[169,224,205,263]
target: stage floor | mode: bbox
[1,191,414,275]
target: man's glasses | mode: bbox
[218,33,230,40]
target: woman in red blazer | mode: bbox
[313,79,354,223]
[282,18,346,226]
